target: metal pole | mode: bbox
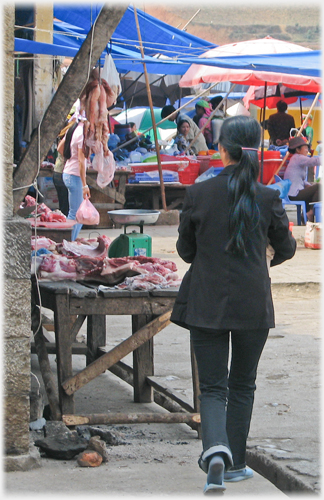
[260,82,267,184]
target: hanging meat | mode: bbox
[80,77,117,188]
[81,78,116,158]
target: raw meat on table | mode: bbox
[31,236,56,251]
[56,234,111,259]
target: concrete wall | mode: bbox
[3,5,40,471]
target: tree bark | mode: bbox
[13,4,127,212]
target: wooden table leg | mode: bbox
[132,314,154,403]
[53,293,74,415]
[31,287,61,420]
[86,315,106,365]
[152,190,160,210]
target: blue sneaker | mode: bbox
[224,466,253,482]
[203,455,226,494]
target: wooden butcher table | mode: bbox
[31,279,200,431]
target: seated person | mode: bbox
[267,101,295,146]
[161,105,208,155]
[175,119,195,155]
[284,136,321,222]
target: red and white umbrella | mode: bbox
[179,36,320,92]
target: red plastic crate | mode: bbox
[178,163,200,184]
[129,160,188,173]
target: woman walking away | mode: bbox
[171,115,296,494]
[59,119,90,240]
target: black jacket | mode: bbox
[170,165,297,331]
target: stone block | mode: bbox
[3,217,32,278]
[4,393,30,455]
[4,278,31,339]
[4,338,31,394]
[156,210,180,225]
[5,439,41,472]
[2,6,15,53]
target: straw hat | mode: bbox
[288,136,309,150]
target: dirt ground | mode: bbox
[4,222,321,497]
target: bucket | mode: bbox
[258,159,282,185]
[114,123,131,142]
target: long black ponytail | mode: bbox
[63,121,79,160]
[218,115,261,256]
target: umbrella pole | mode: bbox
[133,6,167,212]
[260,82,267,184]
[299,97,303,126]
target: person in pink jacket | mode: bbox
[196,100,213,148]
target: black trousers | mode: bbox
[53,171,69,216]
[190,326,269,470]
[289,183,320,212]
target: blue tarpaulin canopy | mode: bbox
[15,4,215,75]
[179,51,321,78]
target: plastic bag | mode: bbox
[266,179,291,199]
[93,149,116,189]
[76,198,100,225]
[101,54,121,97]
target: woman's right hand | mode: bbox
[82,185,90,199]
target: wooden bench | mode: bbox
[31,279,200,432]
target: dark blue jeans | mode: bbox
[190,326,269,470]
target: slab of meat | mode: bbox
[39,211,66,223]
[125,256,178,272]
[38,254,78,281]
[31,236,56,251]
[22,195,36,207]
[56,235,111,259]
[96,257,143,285]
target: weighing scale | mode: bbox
[107,210,160,258]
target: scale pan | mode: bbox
[107,209,160,225]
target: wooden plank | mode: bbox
[117,172,127,196]
[70,314,86,342]
[42,323,55,332]
[86,175,125,205]
[150,289,179,297]
[31,342,88,356]
[63,412,201,426]
[69,282,98,298]
[86,315,106,365]
[68,295,176,316]
[167,198,183,210]
[147,376,195,413]
[62,310,172,395]
[132,315,154,403]
[13,4,128,212]
[92,203,124,210]
[97,288,131,298]
[107,360,134,386]
[39,281,71,295]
